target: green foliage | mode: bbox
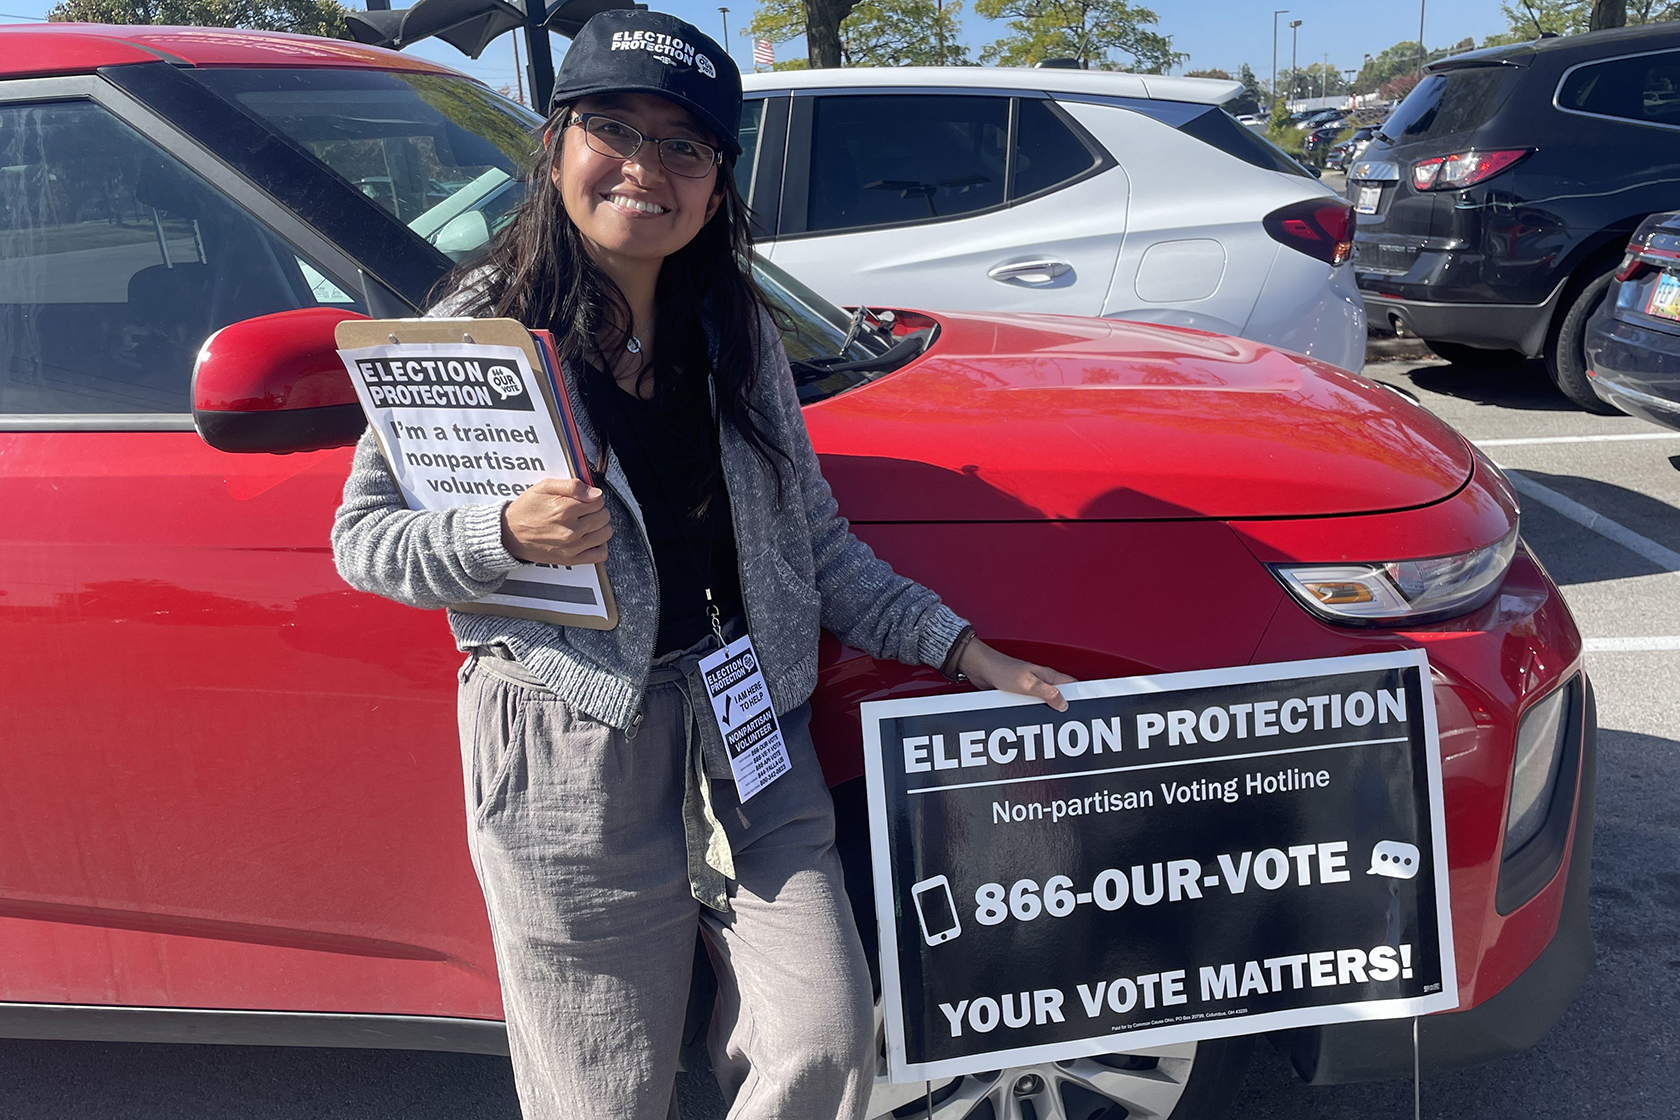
[972,0,1185,72]
[47,0,350,37]
[1184,67,1230,80]
[1276,61,1350,100]
[1495,0,1677,40]
[1350,39,1481,95]
[745,0,969,66]
[1499,0,1590,36]
[1264,96,1303,157]
[1230,61,1265,115]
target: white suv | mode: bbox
[736,68,1366,371]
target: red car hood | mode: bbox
[805,311,1472,522]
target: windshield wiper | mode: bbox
[840,305,895,354]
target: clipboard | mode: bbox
[336,317,617,631]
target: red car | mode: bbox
[0,25,1593,1120]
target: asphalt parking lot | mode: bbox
[0,352,1673,1119]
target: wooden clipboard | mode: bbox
[336,317,617,631]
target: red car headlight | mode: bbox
[1270,525,1520,626]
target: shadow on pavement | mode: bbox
[1228,724,1678,1119]
[1400,359,1579,413]
[1508,469,1680,586]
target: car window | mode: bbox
[1558,51,1680,128]
[808,94,1008,232]
[1182,106,1315,178]
[1381,67,1518,143]
[192,68,539,262]
[1011,98,1099,198]
[0,100,361,416]
[735,98,765,206]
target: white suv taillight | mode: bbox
[1262,198,1355,266]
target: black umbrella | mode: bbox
[345,0,642,107]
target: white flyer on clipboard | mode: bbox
[338,338,611,626]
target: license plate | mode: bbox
[1647,271,1680,321]
[1355,184,1382,214]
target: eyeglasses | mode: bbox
[567,113,721,180]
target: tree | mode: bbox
[801,0,858,67]
[1351,39,1468,95]
[746,0,969,66]
[1183,67,1230,80]
[1493,0,1677,39]
[973,0,1185,72]
[47,0,349,37]
[1277,62,1348,100]
[1235,61,1266,114]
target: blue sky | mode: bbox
[2,0,1515,106]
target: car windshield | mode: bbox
[195,67,922,401]
[192,68,539,261]
[1379,66,1518,144]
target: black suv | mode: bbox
[1347,23,1680,408]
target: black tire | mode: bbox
[1545,268,1623,413]
[1423,340,1527,368]
[863,1033,1254,1120]
[1166,1034,1256,1120]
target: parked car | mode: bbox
[1346,23,1680,409]
[737,67,1366,372]
[1302,123,1346,160]
[1296,108,1349,131]
[1325,126,1377,171]
[0,23,1595,1120]
[1583,209,1680,423]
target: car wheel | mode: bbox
[864,1006,1254,1120]
[1545,268,1623,413]
[1423,340,1527,368]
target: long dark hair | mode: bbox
[433,100,786,495]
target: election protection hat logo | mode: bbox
[549,9,743,156]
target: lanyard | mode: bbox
[600,366,729,645]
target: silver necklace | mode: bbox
[626,335,642,354]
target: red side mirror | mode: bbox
[193,307,370,453]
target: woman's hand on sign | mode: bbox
[501,478,613,566]
[958,640,1076,712]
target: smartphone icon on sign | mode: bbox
[911,875,961,946]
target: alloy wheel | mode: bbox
[865,1006,1196,1120]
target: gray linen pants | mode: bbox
[457,646,875,1120]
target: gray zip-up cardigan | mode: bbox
[330,304,969,729]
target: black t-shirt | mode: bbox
[582,362,744,656]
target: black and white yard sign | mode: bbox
[861,650,1457,1083]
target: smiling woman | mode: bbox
[325,9,1073,1120]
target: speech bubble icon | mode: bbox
[1367,840,1421,880]
[486,364,522,400]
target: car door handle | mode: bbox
[988,259,1072,284]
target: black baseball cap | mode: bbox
[549,9,743,157]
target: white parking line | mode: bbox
[1584,637,1680,652]
[1501,470,1680,573]
[1475,433,1680,447]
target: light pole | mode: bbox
[718,7,729,57]
[1417,0,1426,77]
[1344,67,1357,108]
[936,0,946,65]
[1271,10,1288,117]
[1289,19,1302,113]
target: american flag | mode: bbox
[753,39,774,67]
